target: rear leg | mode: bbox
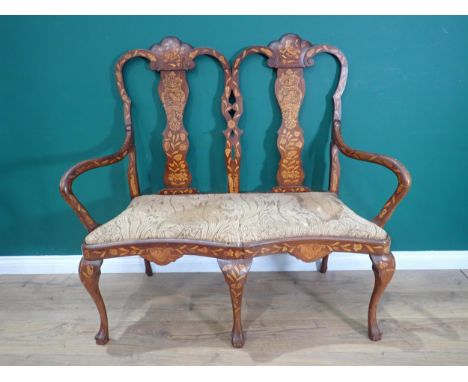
[144,259,153,276]
[319,255,329,273]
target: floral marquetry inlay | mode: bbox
[273,68,307,191]
[159,70,193,190]
[267,34,314,69]
[150,37,195,71]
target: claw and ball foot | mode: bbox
[218,258,253,348]
[79,257,109,345]
[368,252,395,341]
[144,259,153,276]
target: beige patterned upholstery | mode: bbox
[85,192,387,246]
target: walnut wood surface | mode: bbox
[59,34,411,348]
[78,258,109,345]
[59,132,133,231]
[144,259,153,276]
[230,46,273,192]
[82,236,391,263]
[268,35,311,192]
[218,258,253,348]
[158,70,194,192]
[368,253,396,341]
[319,255,329,274]
[273,68,308,191]
[151,38,196,194]
[332,120,411,227]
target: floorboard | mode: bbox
[0,270,467,365]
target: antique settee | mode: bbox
[60,34,411,348]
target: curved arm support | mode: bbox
[332,120,412,227]
[60,49,156,231]
[59,133,133,232]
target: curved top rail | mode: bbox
[115,49,157,128]
[305,45,348,121]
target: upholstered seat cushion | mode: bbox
[85,192,387,247]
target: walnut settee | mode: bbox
[60,34,411,348]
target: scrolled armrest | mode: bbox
[332,120,412,227]
[59,132,132,231]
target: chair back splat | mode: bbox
[115,37,231,195]
[231,33,348,193]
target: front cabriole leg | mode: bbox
[368,252,395,341]
[217,258,253,348]
[79,257,109,345]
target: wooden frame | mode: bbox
[60,35,411,348]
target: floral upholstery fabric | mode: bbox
[85,192,387,246]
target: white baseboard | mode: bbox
[0,251,467,274]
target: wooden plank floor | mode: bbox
[1,269,468,365]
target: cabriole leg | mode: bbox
[144,259,153,276]
[79,257,109,345]
[217,258,253,348]
[368,252,395,341]
[319,255,329,273]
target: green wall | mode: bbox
[0,16,467,255]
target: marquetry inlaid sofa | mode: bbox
[60,34,411,348]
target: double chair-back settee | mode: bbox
[60,34,411,348]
